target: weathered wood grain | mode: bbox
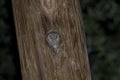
[12,0,91,80]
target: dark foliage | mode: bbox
[0,0,21,80]
[81,0,120,80]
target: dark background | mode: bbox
[0,0,120,80]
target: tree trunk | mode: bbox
[12,0,91,80]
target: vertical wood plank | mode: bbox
[12,0,91,80]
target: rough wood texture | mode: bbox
[12,0,91,80]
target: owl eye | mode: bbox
[46,32,60,49]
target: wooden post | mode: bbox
[12,0,91,80]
